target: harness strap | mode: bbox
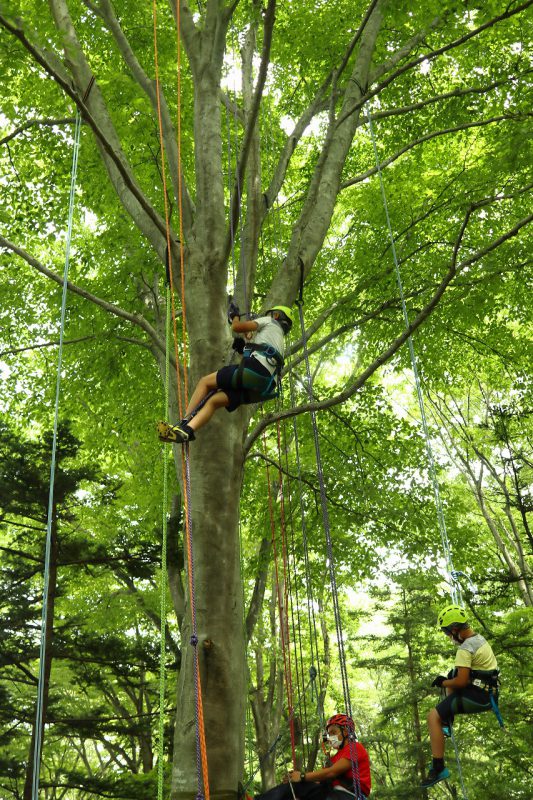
[490,692,505,728]
[243,342,284,369]
[470,669,500,690]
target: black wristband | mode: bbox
[300,773,306,782]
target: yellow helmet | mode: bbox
[266,305,293,332]
[438,604,467,629]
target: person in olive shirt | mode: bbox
[421,604,499,788]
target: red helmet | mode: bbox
[326,713,354,731]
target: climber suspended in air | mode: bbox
[254,714,371,800]
[421,604,500,788]
[158,303,293,444]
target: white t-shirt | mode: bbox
[249,316,285,374]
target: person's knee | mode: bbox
[428,708,439,725]
[212,392,229,408]
[198,375,211,392]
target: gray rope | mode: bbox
[32,111,82,800]
[450,725,468,799]
[296,302,363,798]
[157,286,171,800]
[287,352,325,722]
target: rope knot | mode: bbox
[190,634,199,646]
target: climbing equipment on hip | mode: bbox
[233,343,284,400]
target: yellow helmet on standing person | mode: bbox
[266,305,293,333]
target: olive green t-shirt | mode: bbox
[455,633,497,671]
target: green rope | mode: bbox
[157,284,171,800]
[32,111,82,800]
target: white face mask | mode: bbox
[327,734,343,750]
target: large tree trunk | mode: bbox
[170,292,248,799]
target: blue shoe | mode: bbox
[442,724,451,738]
[420,766,450,788]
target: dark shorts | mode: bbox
[216,357,277,412]
[255,783,367,800]
[436,686,496,723]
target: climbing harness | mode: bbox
[32,110,82,800]
[235,343,284,400]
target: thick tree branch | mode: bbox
[286,290,428,372]
[224,0,276,263]
[93,0,194,235]
[0,116,76,145]
[265,1,384,309]
[370,13,442,84]
[341,114,529,190]
[0,335,95,357]
[245,212,532,451]
[166,0,199,70]
[0,332,155,358]
[335,0,381,84]
[0,236,170,361]
[0,12,171,253]
[370,74,530,123]
[245,536,271,643]
[264,0,380,211]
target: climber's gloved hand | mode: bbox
[227,299,241,324]
[232,337,245,354]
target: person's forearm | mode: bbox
[442,676,469,690]
[301,766,337,782]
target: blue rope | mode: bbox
[365,107,462,607]
[32,111,82,800]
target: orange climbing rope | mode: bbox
[152,2,210,798]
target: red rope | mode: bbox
[262,431,296,766]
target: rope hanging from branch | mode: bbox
[152,1,210,797]
[32,110,82,800]
[364,103,468,800]
[295,286,363,799]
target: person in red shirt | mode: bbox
[254,714,371,800]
